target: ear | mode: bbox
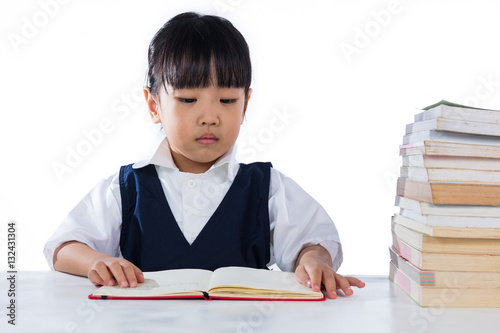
[144,87,161,124]
[242,88,252,124]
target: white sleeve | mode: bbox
[269,168,343,272]
[43,172,123,270]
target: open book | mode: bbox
[88,266,325,301]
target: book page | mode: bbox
[208,266,315,294]
[92,268,213,297]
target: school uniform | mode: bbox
[44,138,342,272]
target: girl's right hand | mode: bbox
[88,257,145,288]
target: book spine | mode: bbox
[88,295,206,300]
[392,234,423,268]
[390,247,435,286]
[389,262,422,306]
[209,296,326,301]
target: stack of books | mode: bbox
[389,100,500,307]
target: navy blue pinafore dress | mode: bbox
[118,162,271,272]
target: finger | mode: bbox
[93,261,115,286]
[134,266,145,284]
[346,276,366,289]
[122,265,139,288]
[107,261,129,288]
[295,265,311,287]
[305,265,322,292]
[335,274,354,296]
[321,270,338,299]
[88,270,105,286]
[122,262,144,288]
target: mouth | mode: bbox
[196,133,219,145]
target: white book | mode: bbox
[406,118,500,137]
[402,130,500,146]
[393,214,500,239]
[414,100,500,124]
[400,141,500,158]
[398,208,500,228]
[402,154,500,171]
[400,166,500,184]
[394,196,500,217]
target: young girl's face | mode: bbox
[145,84,251,173]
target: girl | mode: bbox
[44,12,365,299]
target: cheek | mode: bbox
[226,114,243,138]
[162,113,187,142]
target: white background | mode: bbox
[1,0,500,275]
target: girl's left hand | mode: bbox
[295,245,365,299]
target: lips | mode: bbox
[196,133,218,145]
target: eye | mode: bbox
[178,98,197,104]
[220,99,237,104]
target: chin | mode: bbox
[194,148,225,160]
[197,156,221,164]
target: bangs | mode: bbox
[147,13,251,94]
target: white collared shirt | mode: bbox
[44,139,342,272]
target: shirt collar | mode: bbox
[132,138,239,181]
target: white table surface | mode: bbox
[1,271,499,333]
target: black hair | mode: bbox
[146,12,252,97]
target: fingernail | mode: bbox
[120,281,128,288]
[107,280,114,286]
[306,279,311,288]
[130,281,137,287]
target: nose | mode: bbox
[198,104,220,126]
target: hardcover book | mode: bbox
[88,266,325,301]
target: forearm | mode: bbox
[53,241,113,277]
